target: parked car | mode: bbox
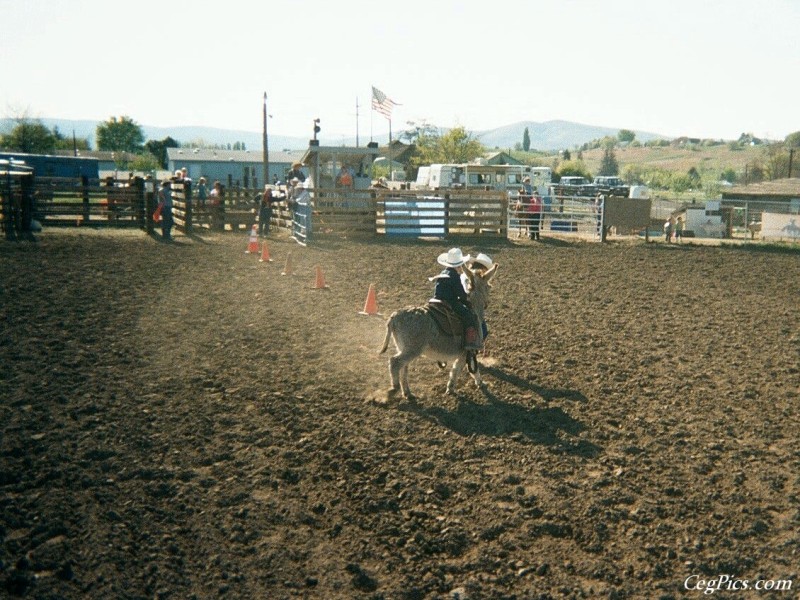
[593,176,630,197]
[551,176,596,197]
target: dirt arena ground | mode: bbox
[1,228,799,599]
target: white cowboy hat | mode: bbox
[470,252,494,270]
[437,247,470,268]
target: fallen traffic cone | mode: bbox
[259,241,273,262]
[359,284,380,316]
[246,225,259,253]
[281,252,293,276]
[312,265,329,289]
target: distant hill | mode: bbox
[474,120,667,151]
[1,117,668,153]
[0,118,310,152]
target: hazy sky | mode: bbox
[1,0,798,143]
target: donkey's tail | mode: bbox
[379,317,393,355]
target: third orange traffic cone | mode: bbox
[281,252,293,275]
[246,225,259,253]
[359,284,379,316]
[259,241,273,262]
[312,265,329,289]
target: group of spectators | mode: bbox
[152,160,317,241]
[514,176,543,240]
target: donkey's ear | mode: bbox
[485,263,498,282]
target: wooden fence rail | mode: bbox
[20,177,510,241]
[33,177,146,228]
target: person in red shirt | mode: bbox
[528,190,543,240]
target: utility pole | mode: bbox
[789,148,795,178]
[262,92,269,185]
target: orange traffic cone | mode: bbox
[259,241,273,262]
[281,252,293,276]
[312,265,329,289]
[359,284,379,316]
[246,225,259,253]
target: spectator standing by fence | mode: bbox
[664,216,675,243]
[209,180,224,231]
[258,184,274,236]
[336,165,353,187]
[196,177,208,208]
[287,162,306,183]
[528,190,543,240]
[158,179,174,241]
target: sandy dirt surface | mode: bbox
[1,228,799,599]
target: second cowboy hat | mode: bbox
[437,247,471,268]
[470,252,494,270]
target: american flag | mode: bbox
[371,86,397,119]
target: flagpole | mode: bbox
[268,92,269,185]
[388,118,392,182]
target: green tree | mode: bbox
[618,129,636,143]
[522,127,530,152]
[412,125,484,167]
[1,118,56,153]
[52,126,91,152]
[556,160,592,180]
[562,149,571,161]
[784,131,800,148]
[129,153,161,172]
[145,136,179,169]
[599,145,619,175]
[96,116,145,152]
[763,143,790,179]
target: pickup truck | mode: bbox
[593,176,630,197]
[550,176,596,197]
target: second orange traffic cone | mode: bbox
[259,242,273,262]
[359,284,379,316]
[312,265,329,289]
[246,225,259,253]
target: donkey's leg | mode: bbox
[400,363,414,400]
[470,363,483,388]
[446,357,466,395]
[390,352,416,399]
[388,352,403,392]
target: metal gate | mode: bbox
[292,188,312,246]
[509,194,603,241]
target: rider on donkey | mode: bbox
[430,248,482,351]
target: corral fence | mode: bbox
[648,196,800,242]
[509,194,605,240]
[294,188,508,244]
[8,175,797,244]
[718,198,800,241]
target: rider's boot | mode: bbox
[464,326,482,351]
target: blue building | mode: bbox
[166,148,303,188]
[0,152,99,179]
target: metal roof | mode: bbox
[722,178,800,198]
[166,148,302,163]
